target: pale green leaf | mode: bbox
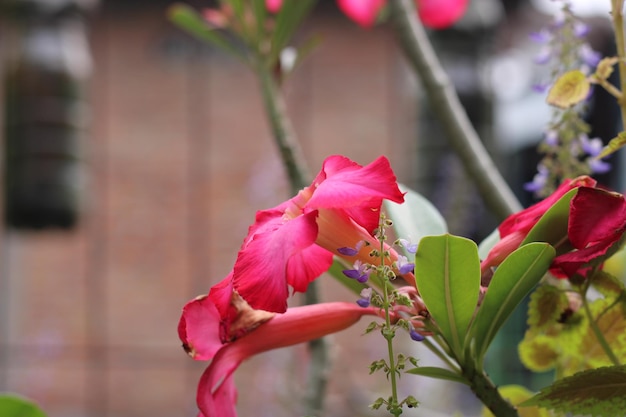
[405,366,468,385]
[520,365,626,416]
[592,57,619,82]
[546,70,590,109]
[597,131,626,159]
[268,0,316,67]
[0,394,47,417]
[384,184,447,257]
[470,242,555,364]
[482,385,550,417]
[415,234,480,359]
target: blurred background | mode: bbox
[0,0,619,416]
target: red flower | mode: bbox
[481,176,597,274]
[267,0,468,29]
[217,155,406,317]
[178,296,377,417]
[554,187,626,277]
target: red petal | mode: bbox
[568,187,626,249]
[499,176,596,237]
[554,238,617,277]
[265,0,282,13]
[178,295,223,361]
[416,0,468,29]
[233,212,320,313]
[336,0,386,28]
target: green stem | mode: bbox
[379,226,402,416]
[463,365,519,417]
[255,59,328,415]
[388,0,522,220]
[611,0,626,128]
[582,297,621,366]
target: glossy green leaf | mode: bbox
[470,242,555,365]
[0,394,46,417]
[406,366,468,385]
[268,0,316,67]
[522,189,577,255]
[384,184,448,257]
[415,234,480,359]
[520,365,626,416]
[167,3,247,62]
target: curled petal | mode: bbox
[416,0,468,29]
[178,295,224,361]
[336,0,386,28]
[568,187,626,249]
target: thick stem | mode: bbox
[388,0,522,220]
[463,365,519,417]
[256,61,328,415]
[611,0,626,129]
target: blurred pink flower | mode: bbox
[266,0,467,29]
[179,295,377,417]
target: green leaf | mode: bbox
[405,366,468,385]
[415,234,480,359]
[546,70,590,109]
[482,385,550,417]
[522,188,577,255]
[0,394,47,417]
[384,184,448,257]
[268,0,317,67]
[527,285,568,332]
[520,365,626,416]
[470,243,555,365]
[597,131,626,159]
[167,3,247,62]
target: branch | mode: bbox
[388,0,522,220]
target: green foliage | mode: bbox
[0,394,46,417]
[591,270,625,299]
[415,234,480,359]
[520,365,626,416]
[482,385,549,417]
[268,0,317,67]
[522,188,577,255]
[405,366,468,385]
[527,285,569,332]
[597,131,626,160]
[384,184,448,257]
[546,70,590,109]
[469,243,555,367]
[167,3,247,61]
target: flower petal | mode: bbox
[568,187,626,249]
[336,0,386,28]
[416,0,468,29]
[233,211,320,313]
[178,295,223,361]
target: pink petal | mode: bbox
[178,295,224,361]
[554,237,618,277]
[286,243,333,293]
[568,187,626,249]
[232,211,321,313]
[307,155,404,231]
[416,0,468,29]
[266,0,282,13]
[336,0,386,28]
[196,302,378,417]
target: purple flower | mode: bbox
[397,238,418,254]
[534,46,553,65]
[342,260,371,283]
[579,44,601,67]
[396,255,415,275]
[409,328,425,342]
[529,29,552,43]
[573,22,589,38]
[589,159,611,174]
[357,288,373,308]
[544,130,559,147]
[337,240,365,256]
[524,164,549,194]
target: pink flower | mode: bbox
[216,155,406,317]
[481,176,597,275]
[267,0,467,29]
[179,295,378,417]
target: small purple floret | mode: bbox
[338,247,358,256]
[356,298,371,308]
[410,329,425,342]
